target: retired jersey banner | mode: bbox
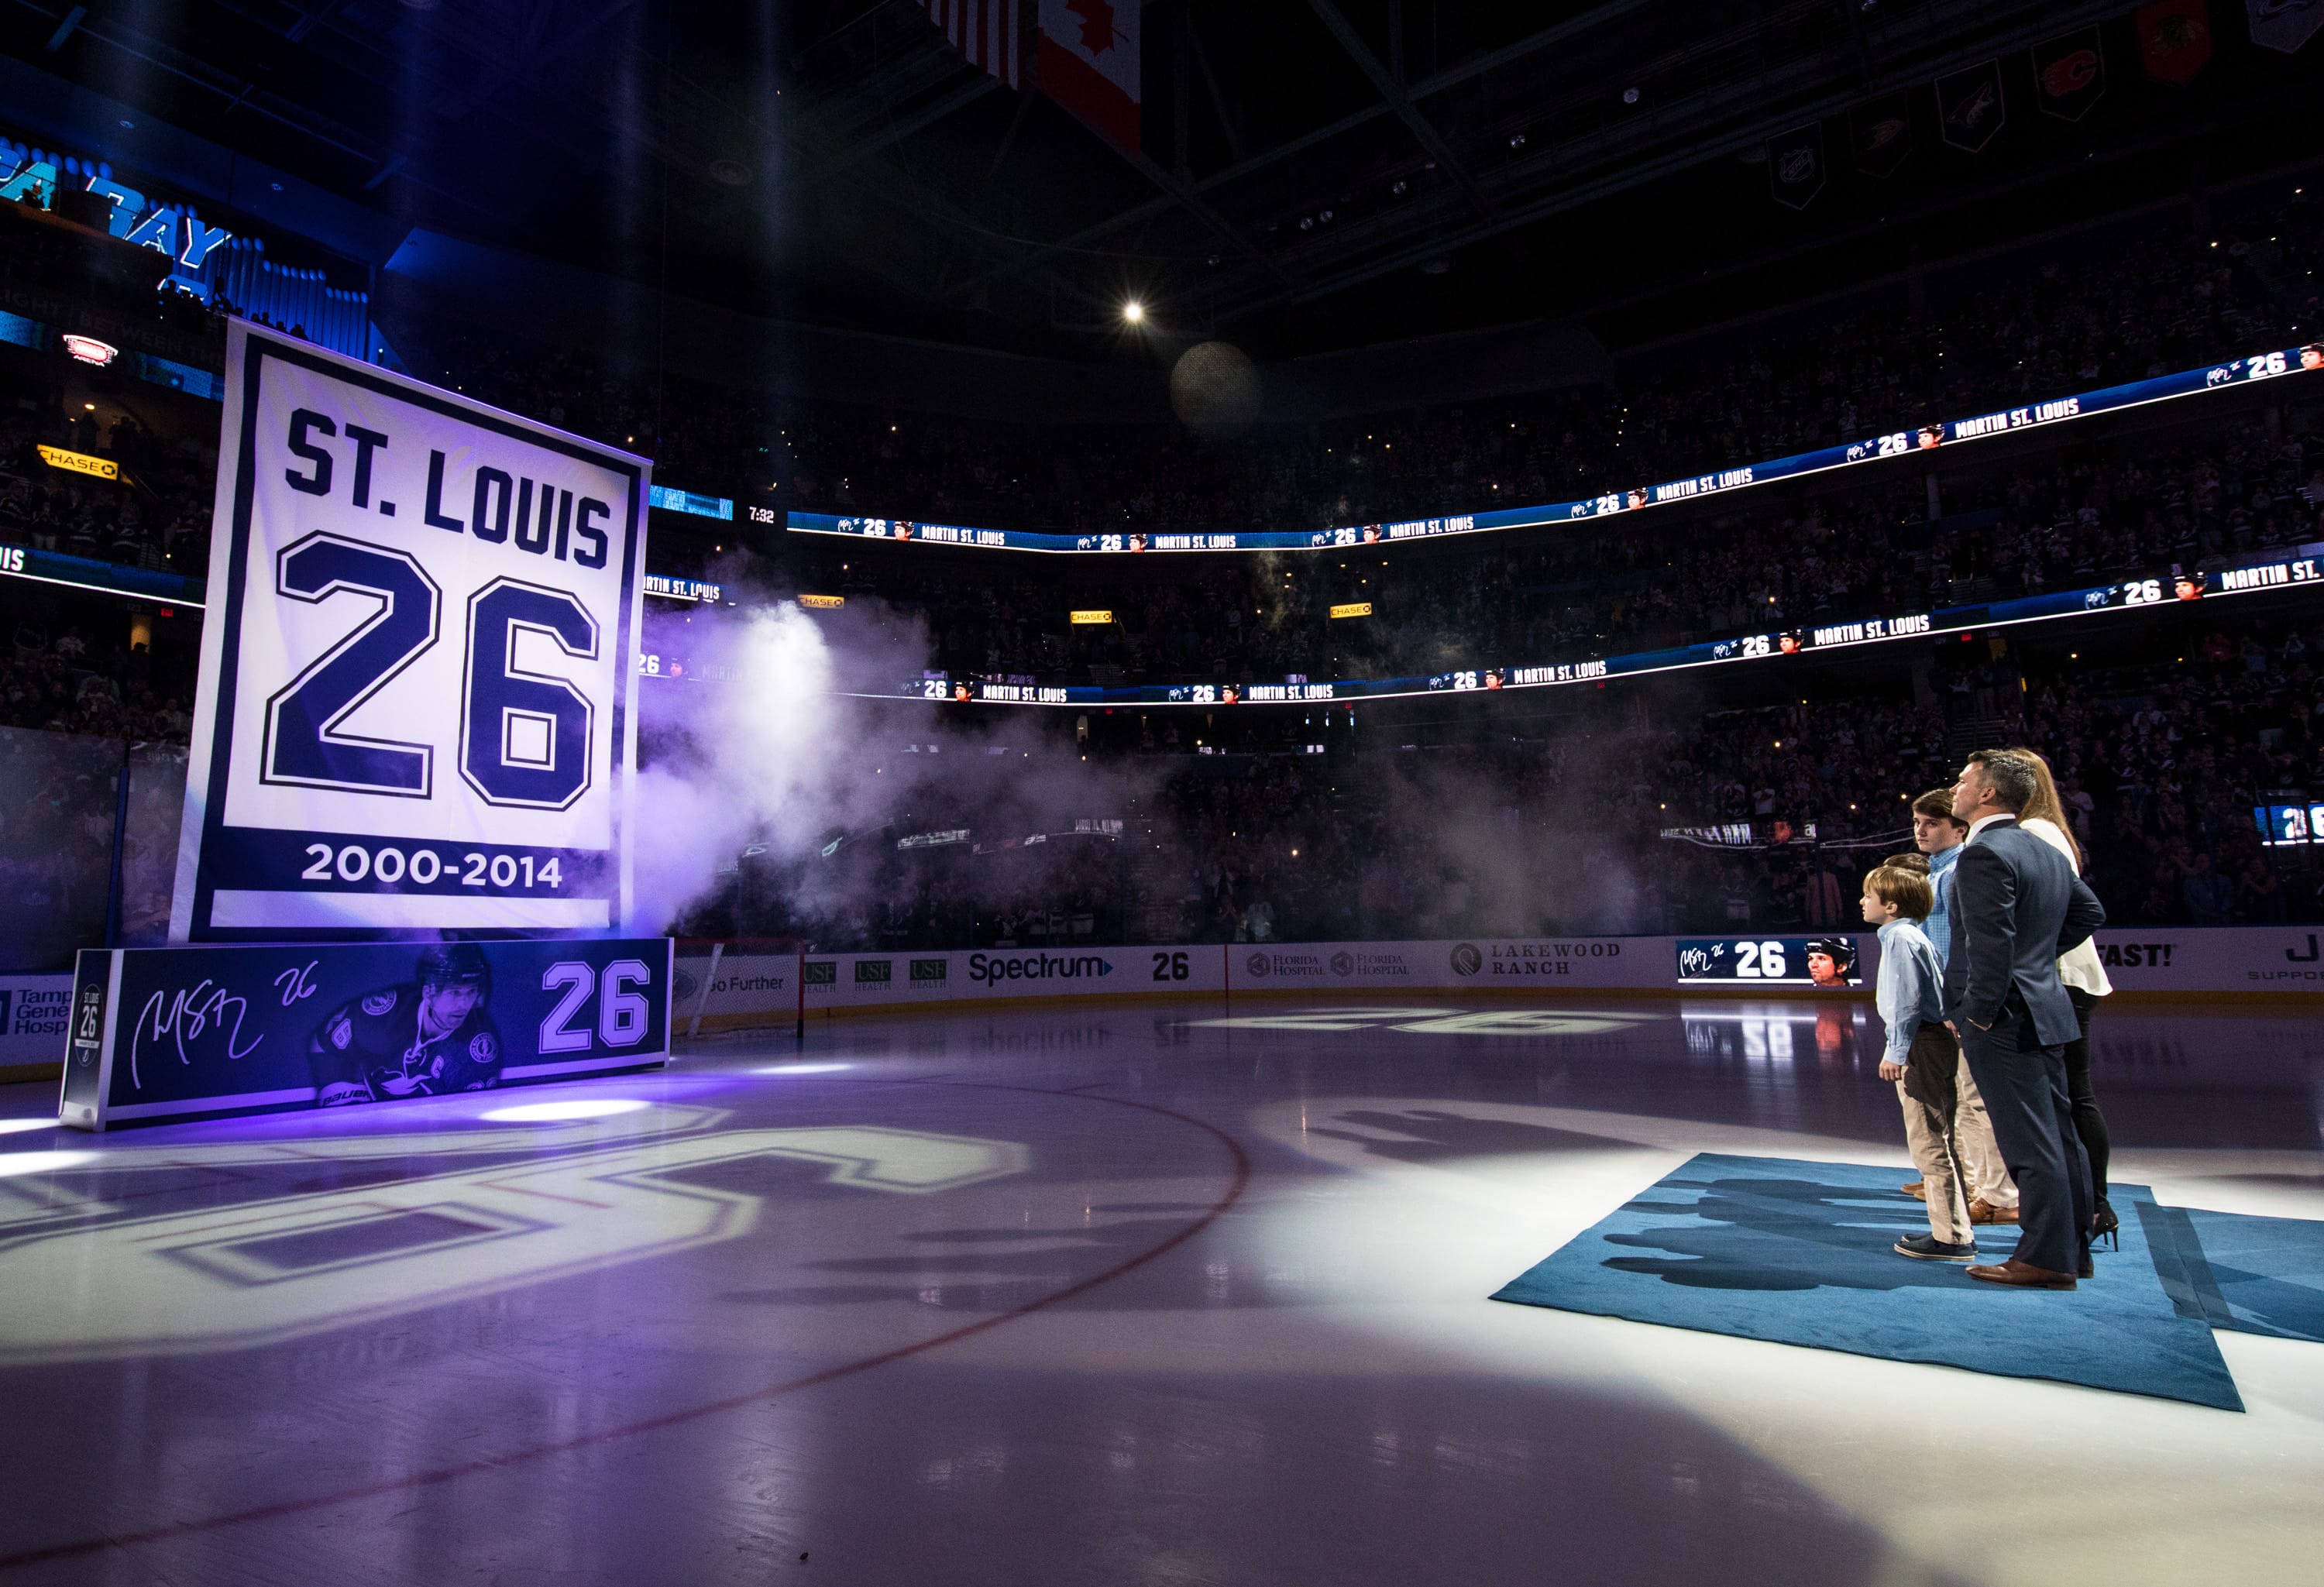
[60,938,670,1129]
[172,322,649,940]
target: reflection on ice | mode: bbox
[1189,1007,1658,1036]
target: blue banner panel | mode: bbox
[1676,936,1865,988]
[58,937,671,1129]
[647,485,734,520]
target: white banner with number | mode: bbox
[172,322,649,939]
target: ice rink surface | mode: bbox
[2,995,2320,1586]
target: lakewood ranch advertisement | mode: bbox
[1235,938,1633,989]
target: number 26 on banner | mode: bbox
[262,531,598,810]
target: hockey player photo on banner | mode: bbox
[60,938,671,1128]
[171,322,650,940]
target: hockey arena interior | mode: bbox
[3,4,2324,1584]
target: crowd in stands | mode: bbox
[0,386,217,574]
[682,596,2324,952]
[775,409,2324,689]
[0,725,181,970]
[13,166,2324,960]
[0,620,193,741]
[1119,607,2324,944]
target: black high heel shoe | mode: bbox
[2092,1195,2120,1251]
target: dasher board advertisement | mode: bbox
[172,322,649,940]
[59,938,671,1130]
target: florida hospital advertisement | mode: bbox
[60,322,668,1130]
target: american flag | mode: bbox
[920,0,1021,88]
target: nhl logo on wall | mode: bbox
[1766,124,1825,209]
[1450,943,1483,977]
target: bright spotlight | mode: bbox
[1122,300,1145,325]
[0,1151,95,1177]
[751,1063,854,1076]
[478,1098,650,1122]
[0,1118,57,1136]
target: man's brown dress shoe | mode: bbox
[1968,1197,2020,1225]
[1966,1259,2077,1290]
[1902,1181,1927,1201]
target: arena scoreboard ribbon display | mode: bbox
[172,321,651,939]
[789,340,2322,556]
[669,542,2314,708]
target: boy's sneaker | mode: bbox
[1894,1234,1978,1262]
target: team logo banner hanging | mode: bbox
[1849,94,1913,179]
[1766,123,1826,210]
[2031,29,2106,121]
[2247,0,2324,54]
[2137,0,2213,83]
[1935,60,2006,153]
[172,322,649,940]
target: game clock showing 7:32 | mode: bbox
[1676,936,1863,988]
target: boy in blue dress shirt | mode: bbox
[1862,864,1978,1262]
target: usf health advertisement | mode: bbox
[61,939,671,1129]
[171,322,651,940]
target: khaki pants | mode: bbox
[1894,1080,1972,1242]
[1953,1049,2017,1209]
[1896,1025,1972,1243]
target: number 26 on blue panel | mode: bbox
[269,408,610,811]
[540,959,655,1052]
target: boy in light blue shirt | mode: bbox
[1862,864,1978,1262]
[1913,788,1968,964]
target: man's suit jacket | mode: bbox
[1941,816,2106,1046]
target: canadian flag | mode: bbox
[1037,0,1140,156]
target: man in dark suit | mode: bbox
[1943,749,2107,1288]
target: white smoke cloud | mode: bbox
[630,600,859,931]
[628,596,1153,937]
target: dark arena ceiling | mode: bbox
[5,1,2321,362]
